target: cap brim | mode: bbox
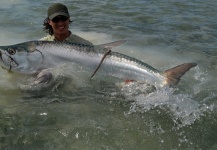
[49,12,70,20]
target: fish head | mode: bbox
[0,41,44,74]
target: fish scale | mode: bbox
[36,41,162,84]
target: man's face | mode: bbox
[49,15,70,35]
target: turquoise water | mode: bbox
[0,0,217,149]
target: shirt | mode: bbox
[40,31,93,46]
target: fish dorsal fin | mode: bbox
[98,40,126,49]
[163,63,197,85]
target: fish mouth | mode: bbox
[7,55,19,71]
[0,50,19,71]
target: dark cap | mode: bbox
[48,3,70,20]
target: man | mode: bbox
[37,3,93,84]
[41,3,93,45]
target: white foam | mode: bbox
[123,86,213,127]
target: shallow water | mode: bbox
[0,0,217,149]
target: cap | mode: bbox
[48,3,70,20]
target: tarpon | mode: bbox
[0,40,197,87]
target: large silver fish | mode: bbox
[0,40,196,87]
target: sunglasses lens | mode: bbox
[52,16,68,23]
[61,16,68,21]
[52,17,59,23]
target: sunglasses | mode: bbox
[51,16,69,23]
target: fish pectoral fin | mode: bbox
[163,62,197,85]
[33,69,53,85]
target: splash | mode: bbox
[19,64,89,92]
[119,82,213,127]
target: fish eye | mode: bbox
[7,48,16,55]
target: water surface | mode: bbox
[0,0,217,149]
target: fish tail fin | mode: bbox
[163,63,197,85]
